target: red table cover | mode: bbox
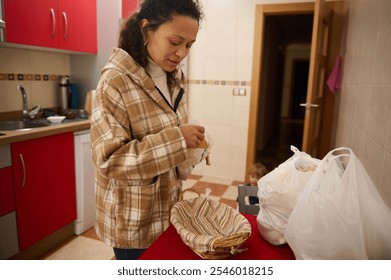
[139,213,295,260]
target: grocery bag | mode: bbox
[256,146,320,245]
[285,147,391,259]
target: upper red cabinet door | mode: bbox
[122,0,139,19]
[3,0,97,53]
[58,0,97,53]
[4,0,60,49]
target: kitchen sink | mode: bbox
[0,120,50,131]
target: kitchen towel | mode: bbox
[326,55,342,94]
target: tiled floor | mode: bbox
[42,175,245,260]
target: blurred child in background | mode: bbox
[248,162,268,205]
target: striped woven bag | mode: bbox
[170,189,251,259]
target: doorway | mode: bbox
[255,13,314,171]
[246,0,342,176]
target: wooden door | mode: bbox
[246,0,340,175]
[301,0,331,156]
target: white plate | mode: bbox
[47,116,66,123]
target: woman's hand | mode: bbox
[179,125,205,148]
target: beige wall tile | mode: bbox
[207,124,232,146]
[210,142,232,163]
[204,160,232,179]
[357,1,380,84]
[363,137,385,189]
[232,103,250,127]
[342,52,360,85]
[203,0,238,18]
[353,85,371,131]
[205,60,235,81]
[339,84,358,123]
[188,60,207,80]
[0,82,30,112]
[235,38,254,61]
[373,25,391,84]
[350,127,366,160]
[380,153,391,207]
[236,16,254,39]
[229,162,247,182]
[335,116,353,148]
[335,0,391,208]
[230,143,248,163]
[0,47,31,73]
[367,85,391,147]
[234,59,253,81]
[386,114,391,153]
[230,125,249,147]
[31,82,59,109]
[202,87,233,125]
[0,47,70,113]
[29,51,70,75]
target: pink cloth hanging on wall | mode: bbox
[327,55,343,94]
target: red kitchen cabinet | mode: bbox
[122,0,139,19]
[57,0,97,53]
[4,0,58,49]
[0,167,15,217]
[11,132,77,251]
[4,0,97,53]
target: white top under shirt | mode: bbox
[146,58,172,106]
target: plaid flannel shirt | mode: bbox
[90,48,188,248]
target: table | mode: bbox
[139,213,295,260]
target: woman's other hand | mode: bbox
[179,124,205,148]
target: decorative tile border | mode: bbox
[0,74,250,87]
[187,79,251,86]
[0,73,63,81]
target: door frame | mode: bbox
[246,1,343,174]
[246,2,315,173]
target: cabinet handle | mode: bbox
[50,8,56,38]
[19,154,26,187]
[63,12,68,39]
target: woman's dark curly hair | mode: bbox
[119,0,204,91]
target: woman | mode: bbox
[90,0,206,260]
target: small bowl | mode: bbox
[47,116,66,123]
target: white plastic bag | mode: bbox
[285,147,391,259]
[256,146,320,245]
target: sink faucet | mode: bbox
[17,85,30,121]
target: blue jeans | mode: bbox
[113,248,146,260]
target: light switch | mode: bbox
[232,88,246,96]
